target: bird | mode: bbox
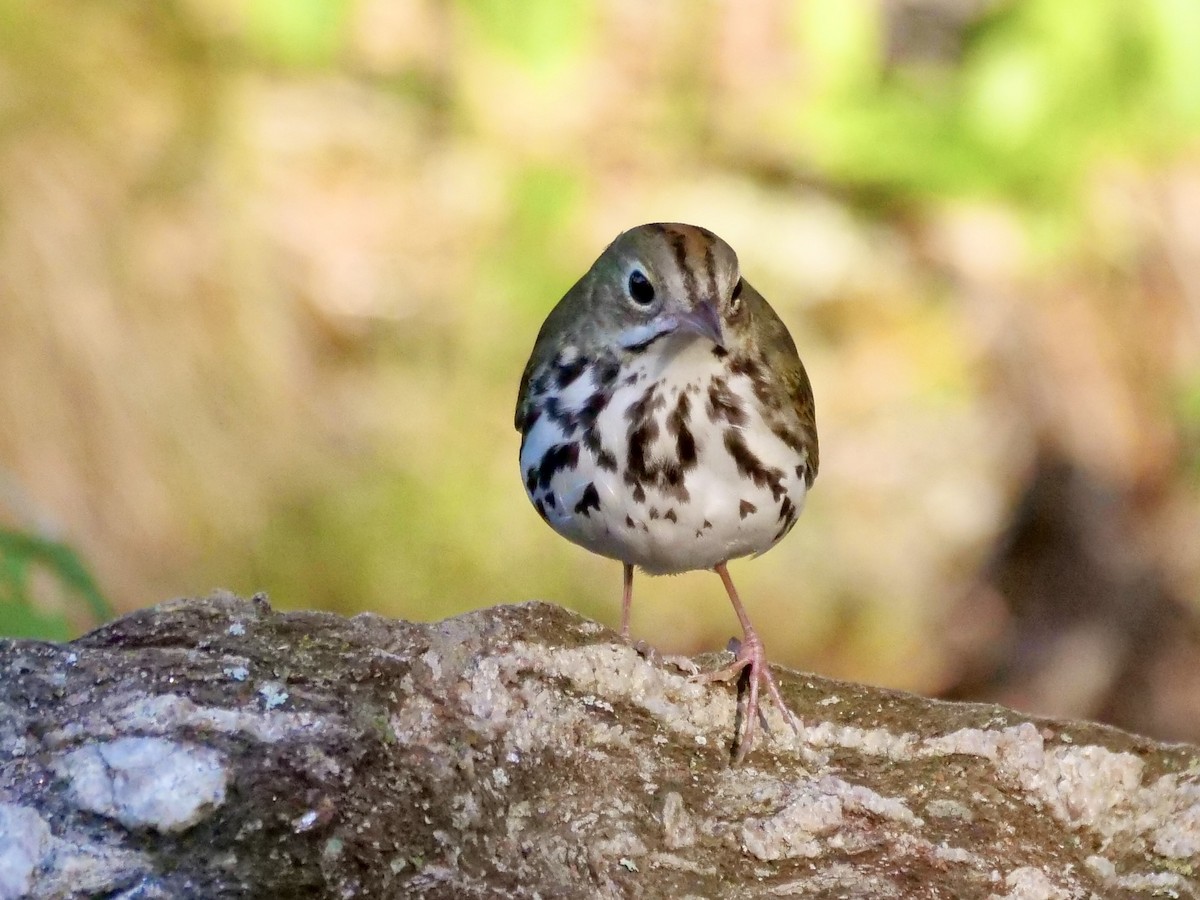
[514,222,818,761]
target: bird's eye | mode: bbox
[627,270,655,306]
[730,278,744,312]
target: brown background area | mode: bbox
[2,0,1199,741]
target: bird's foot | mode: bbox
[630,639,701,675]
[663,653,701,676]
[694,634,801,763]
[631,638,657,662]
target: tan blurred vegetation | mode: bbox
[3,0,1200,738]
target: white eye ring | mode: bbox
[627,269,655,306]
[730,277,745,314]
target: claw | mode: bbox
[694,630,800,762]
[632,639,659,663]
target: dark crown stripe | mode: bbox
[702,240,717,301]
[666,229,698,299]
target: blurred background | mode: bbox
[2,0,1200,742]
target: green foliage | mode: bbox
[799,0,1200,203]
[462,0,593,74]
[0,530,112,640]
[500,164,585,312]
[244,0,351,67]
[1178,376,1200,484]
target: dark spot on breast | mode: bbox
[648,507,660,520]
[795,464,806,480]
[711,345,728,359]
[541,395,564,425]
[625,515,635,529]
[545,491,557,509]
[728,356,762,380]
[675,430,696,469]
[594,357,620,388]
[667,393,697,470]
[723,430,786,501]
[774,500,800,542]
[521,406,542,434]
[537,442,579,490]
[664,509,677,523]
[627,386,667,423]
[534,498,548,521]
[703,519,712,530]
[625,389,691,501]
[525,467,538,493]
[778,496,794,523]
[582,428,602,456]
[582,390,609,421]
[739,499,757,519]
[579,389,616,469]
[554,355,588,390]
[729,354,779,410]
[771,421,808,456]
[574,483,601,516]
[625,420,660,485]
[707,378,747,427]
[632,484,646,503]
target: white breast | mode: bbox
[520,336,809,575]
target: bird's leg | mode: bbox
[619,562,634,640]
[695,562,801,762]
[620,564,698,673]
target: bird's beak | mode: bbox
[673,300,724,349]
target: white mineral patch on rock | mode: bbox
[988,866,1071,900]
[0,803,50,900]
[257,681,288,710]
[1083,854,1115,881]
[925,798,974,821]
[923,722,1200,860]
[799,719,916,760]
[1150,776,1200,860]
[53,737,227,832]
[515,641,729,739]
[44,692,333,747]
[661,791,697,850]
[737,775,918,862]
[1114,869,1196,895]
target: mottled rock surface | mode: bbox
[1,593,1197,899]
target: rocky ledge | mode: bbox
[1,593,1197,899]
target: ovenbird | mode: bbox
[514,223,818,761]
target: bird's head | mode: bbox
[575,222,751,354]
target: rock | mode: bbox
[1,592,1197,898]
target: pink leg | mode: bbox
[695,562,801,762]
[619,563,634,639]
